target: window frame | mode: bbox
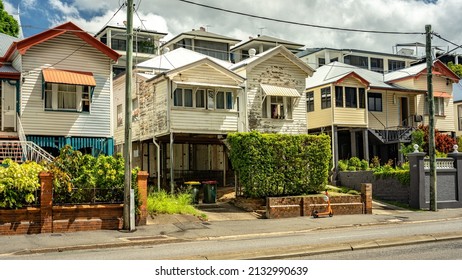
[345,87,358,108]
[424,96,445,116]
[43,82,90,113]
[262,95,293,120]
[306,91,314,112]
[368,92,382,112]
[321,87,331,109]
[335,86,343,107]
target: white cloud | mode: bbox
[9,0,462,55]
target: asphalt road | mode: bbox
[287,239,462,260]
[2,218,461,260]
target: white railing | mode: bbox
[14,114,54,163]
[0,140,55,163]
[424,158,455,170]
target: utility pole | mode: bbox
[123,0,135,230]
[426,24,437,211]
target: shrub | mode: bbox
[338,160,348,171]
[227,132,331,198]
[0,159,45,209]
[360,159,369,171]
[46,146,139,210]
[348,157,361,169]
[147,190,199,215]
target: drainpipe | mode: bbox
[170,132,174,194]
[152,137,161,192]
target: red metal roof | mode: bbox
[42,68,96,86]
[433,91,452,98]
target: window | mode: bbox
[262,96,293,119]
[388,60,406,72]
[335,86,343,107]
[321,87,331,109]
[44,83,90,112]
[370,57,384,73]
[368,92,382,112]
[344,55,368,69]
[196,89,206,108]
[306,91,314,112]
[426,97,444,115]
[318,57,326,67]
[117,104,123,127]
[111,38,126,51]
[425,97,445,116]
[458,105,462,131]
[358,88,366,108]
[132,97,139,121]
[173,87,234,110]
[174,88,193,107]
[226,92,233,109]
[345,87,357,108]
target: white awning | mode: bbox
[261,84,301,97]
[175,81,242,89]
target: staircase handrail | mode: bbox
[16,114,54,163]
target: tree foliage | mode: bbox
[401,125,456,156]
[227,132,331,198]
[0,1,19,37]
[448,62,462,78]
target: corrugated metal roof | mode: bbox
[176,81,242,89]
[261,84,301,97]
[42,68,96,86]
[0,65,19,73]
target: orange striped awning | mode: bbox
[433,92,452,98]
[42,68,96,86]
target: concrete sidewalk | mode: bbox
[1,201,462,257]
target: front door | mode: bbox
[1,81,17,132]
[400,97,409,126]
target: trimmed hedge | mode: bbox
[227,132,331,198]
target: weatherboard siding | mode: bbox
[170,110,238,133]
[245,54,308,134]
[171,64,240,86]
[307,86,333,129]
[19,33,113,138]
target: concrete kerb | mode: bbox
[4,217,462,258]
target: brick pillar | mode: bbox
[361,183,372,214]
[39,172,53,233]
[137,171,149,226]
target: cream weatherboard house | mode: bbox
[0,22,120,159]
[114,45,314,190]
[306,60,459,174]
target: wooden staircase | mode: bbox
[0,132,54,164]
[0,140,24,163]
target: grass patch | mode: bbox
[147,190,201,216]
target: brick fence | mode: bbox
[0,171,148,235]
[266,184,372,219]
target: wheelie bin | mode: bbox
[202,180,217,204]
[184,181,201,204]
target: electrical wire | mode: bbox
[432,33,462,60]
[177,0,425,35]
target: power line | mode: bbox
[432,33,462,60]
[177,0,425,35]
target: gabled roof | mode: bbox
[305,62,396,90]
[231,35,304,51]
[162,28,241,47]
[385,59,460,83]
[231,45,314,75]
[1,22,121,62]
[137,47,234,71]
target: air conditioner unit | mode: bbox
[414,115,423,122]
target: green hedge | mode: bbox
[227,132,331,198]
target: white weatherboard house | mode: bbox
[0,22,120,159]
[114,45,314,190]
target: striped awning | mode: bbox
[42,68,96,86]
[261,84,301,97]
[433,91,452,98]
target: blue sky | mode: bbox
[3,0,461,56]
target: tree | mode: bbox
[0,0,19,37]
[448,62,462,78]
